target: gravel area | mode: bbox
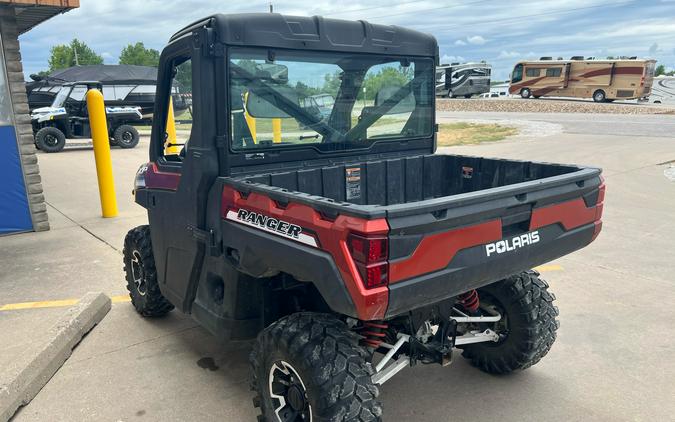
[437,98,675,114]
[438,117,563,139]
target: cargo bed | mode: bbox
[228,153,600,218]
[224,153,603,317]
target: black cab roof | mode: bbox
[170,13,438,59]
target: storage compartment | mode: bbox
[235,154,579,206]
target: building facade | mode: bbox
[0,1,79,234]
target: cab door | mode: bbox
[145,31,220,311]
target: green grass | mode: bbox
[437,122,518,147]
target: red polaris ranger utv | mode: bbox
[124,13,604,421]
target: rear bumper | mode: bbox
[385,222,596,318]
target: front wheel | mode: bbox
[123,225,174,317]
[114,125,140,149]
[250,313,382,422]
[461,270,559,374]
[35,127,66,153]
[593,89,607,103]
[520,88,532,99]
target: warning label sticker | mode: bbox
[345,167,362,200]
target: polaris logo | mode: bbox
[485,231,540,257]
[226,209,318,247]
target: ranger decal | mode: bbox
[226,209,317,247]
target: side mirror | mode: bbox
[374,85,416,114]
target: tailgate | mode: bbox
[384,166,604,317]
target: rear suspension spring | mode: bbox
[457,289,480,313]
[359,321,389,349]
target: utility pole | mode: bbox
[73,45,79,66]
[269,2,273,13]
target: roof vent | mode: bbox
[586,56,595,60]
[451,62,460,65]
[629,56,637,60]
[570,56,584,60]
[539,56,552,60]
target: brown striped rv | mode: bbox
[509,57,657,102]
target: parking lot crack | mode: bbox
[45,200,120,253]
[68,324,200,365]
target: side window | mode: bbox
[69,85,87,101]
[526,68,541,77]
[546,68,562,77]
[162,58,192,159]
[511,64,523,83]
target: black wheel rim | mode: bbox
[268,360,312,422]
[122,131,133,144]
[45,134,58,147]
[130,250,147,296]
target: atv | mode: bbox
[31,81,142,153]
[124,13,605,421]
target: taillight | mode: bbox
[133,163,149,194]
[348,233,388,289]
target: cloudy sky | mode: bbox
[18,0,675,81]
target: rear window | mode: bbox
[228,48,434,152]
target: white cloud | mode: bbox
[648,42,662,55]
[467,35,486,45]
[454,39,467,46]
[440,54,466,63]
[498,50,520,59]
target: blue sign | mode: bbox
[0,125,33,234]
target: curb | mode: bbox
[0,292,111,422]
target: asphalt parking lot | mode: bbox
[1,112,674,421]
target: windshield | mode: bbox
[511,64,523,83]
[51,86,72,108]
[229,48,434,151]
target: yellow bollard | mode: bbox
[165,97,179,155]
[245,111,257,143]
[272,118,281,143]
[243,92,257,143]
[86,89,118,218]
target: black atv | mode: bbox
[31,81,142,153]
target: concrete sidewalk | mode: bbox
[2,125,675,420]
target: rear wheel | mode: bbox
[461,270,559,374]
[250,313,382,421]
[593,89,606,103]
[123,225,174,317]
[35,127,66,153]
[520,88,531,99]
[464,94,472,99]
[114,124,140,149]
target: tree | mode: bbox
[119,42,160,67]
[48,39,103,71]
[294,81,319,99]
[360,66,412,100]
[655,64,666,76]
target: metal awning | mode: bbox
[0,1,79,34]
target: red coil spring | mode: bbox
[360,321,389,348]
[458,289,480,312]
